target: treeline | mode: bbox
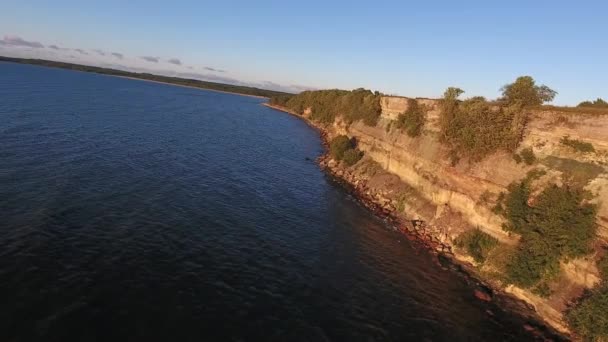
[578,98,608,108]
[0,56,290,98]
[269,88,382,125]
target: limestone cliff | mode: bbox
[341,98,608,334]
[268,97,608,336]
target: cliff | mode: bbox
[266,96,608,337]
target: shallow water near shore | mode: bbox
[1,62,555,341]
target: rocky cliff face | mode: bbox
[312,97,608,334]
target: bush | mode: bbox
[455,228,499,263]
[439,94,526,161]
[513,153,523,164]
[396,99,426,137]
[567,253,608,340]
[567,288,608,341]
[513,148,535,165]
[330,135,353,160]
[500,76,557,106]
[561,136,595,153]
[497,179,598,288]
[520,147,536,165]
[329,135,363,165]
[342,148,363,166]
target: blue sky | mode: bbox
[1,0,606,104]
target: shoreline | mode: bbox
[263,102,568,341]
[116,76,270,99]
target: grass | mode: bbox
[534,105,608,116]
[561,136,596,153]
[542,156,604,187]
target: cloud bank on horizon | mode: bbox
[2,35,44,48]
[168,58,181,65]
[0,34,312,93]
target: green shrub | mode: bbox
[396,99,426,137]
[498,179,597,288]
[342,148,363,166]
[455,228,499,263]
[329,135,363,165]
[532,281,553,298]
[330,135,353,160]
[567,253,608,341]
[567,287,608,341]
[513,153,523,164]
[439,92,527,161]
[561,136,596,153]
[520,147,536,165]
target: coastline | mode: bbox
[263,102,568,341]
[116,76,270,99]
[0,57,275,100]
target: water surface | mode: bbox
[1,62,544,341]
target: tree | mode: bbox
[578,98,608,108]
[396,99,426,137]
[501,76,557,106]
[443,87,465,101]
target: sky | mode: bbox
[1,0,606,104]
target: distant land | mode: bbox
[0,56,291,98]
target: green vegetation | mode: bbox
[520,148,536,165]
[395,99,426,137]
[438,76,559,161]
[455,228,499,263]
[330,135,354,160]
[494,176,597,288]
[269,89,382,126]
[342,149,363,166]
[513,147,536,165]
[329,135,363,166]
[542,156,604,188]
[0,56,289,98]
[567,253,608,341]
[537,105,608,116]
[561,136,596,153]
[439,90,526,161]
[500,76,557,106]
[578,98,608,108]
